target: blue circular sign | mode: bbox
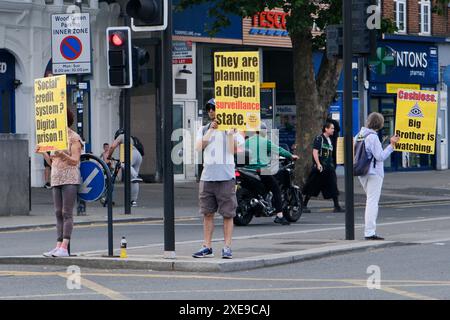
[60,36,82,61]
[79,161,106,202]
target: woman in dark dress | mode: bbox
[302,122,344,213]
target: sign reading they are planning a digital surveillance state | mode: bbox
[214,51,261,131]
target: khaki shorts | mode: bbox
[199,180,237,218]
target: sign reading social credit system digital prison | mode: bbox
[51,13,91,75]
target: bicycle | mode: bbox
[99,157,122,207]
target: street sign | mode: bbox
[79,160,106,202]
[51,13,91,74]
[60,36,82,60]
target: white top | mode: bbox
[355,127,394,178]
[196,125,245,181]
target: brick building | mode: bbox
[366,0,450,171]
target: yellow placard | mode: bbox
[394,89,438,155]
[34,75,68,152]
[214,51,261,131]
[336,137,344,165]
[386,83,420,94]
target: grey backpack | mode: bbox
[353,132,376,176]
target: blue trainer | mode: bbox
[222,246,232,259]
[192,246,214,258]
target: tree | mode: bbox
[178,0,345,185]
[177,0,445,185]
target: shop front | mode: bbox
[368,41,439,171]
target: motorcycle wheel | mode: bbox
[283,187,303,222]
[233,188,253,226]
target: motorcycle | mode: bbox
[234,158,303,226]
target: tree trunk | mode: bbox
[291,32,343,187]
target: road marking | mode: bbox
[4,270,450,286]
[58,275,129,300]
[0,270,128,300]
[345,280,438,300]
[3,270,450,299]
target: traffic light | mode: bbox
[106,27,132,88]
[132,46,150,87]
[326,0,378,59]
[126,0,168,31]
[352,0,377,56]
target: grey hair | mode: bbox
[366,112,384,131]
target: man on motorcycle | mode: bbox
[244,122,299,225]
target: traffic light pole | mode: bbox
[124,17,132,215]
[124,88,132,215]
[343,0,355,240]
[75,0,86,217]
[162,0,175,258]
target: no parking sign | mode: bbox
[51,13,91,75]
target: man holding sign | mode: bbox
[214,51,261,131]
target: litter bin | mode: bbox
[0,134,29,216]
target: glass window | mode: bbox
[395,0,407,33]
[420,1,431,35]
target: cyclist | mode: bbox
[244,122,299,225]
[106,129,143,207]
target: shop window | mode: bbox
[419,0,431,35]
[263,50,295,105]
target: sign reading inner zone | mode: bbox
[52,13,91,75]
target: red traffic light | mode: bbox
[110,32,125,47]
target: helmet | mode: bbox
[205,98,215,111]
[260,122,267,130]
[114,128,125,140]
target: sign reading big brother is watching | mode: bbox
[214,51,260,131]
[394,89,438,155]
[34,75,68,152]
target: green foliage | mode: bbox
[433,0,450,15]
[178,0,344,43]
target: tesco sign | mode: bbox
[252,11,289,29]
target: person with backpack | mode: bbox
[354,112,399,240]
[107,129,144,207]
[302,121,344,213]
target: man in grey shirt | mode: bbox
[192,99,244,259]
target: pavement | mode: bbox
[1,169,450,272]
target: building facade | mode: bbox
[1,1,449,187]
[368,0,450,171]
[0,0,123,186]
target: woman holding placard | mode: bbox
[36,109,83,257]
